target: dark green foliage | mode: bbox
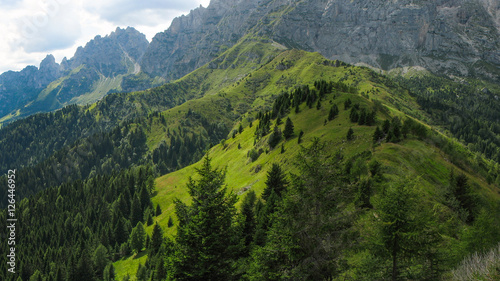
[373,126,384,143]
[249,139,352,280]
[103,263,115,281]
[328,104,339,121]
[275,116,282,126]
[151,223,163,255]
[262,163,289,200]
[76,249,95,281]
[350,108,359,123]
[167,216,174,228]
[347,127,355,141]
[398,75,500,163]
[268,126,282,149]
[253,190,279,247]
[130,195,142,226]
[173,155,237,280]
[373,179,441,280]
[0,166,154,281]
[239,191,257,253]
[136,263,147,281]
[298,130,304,144]
[344,98,352,109]
[155,204,162,216]
[355,179,373,208]
[445,172,477,223]
[382,119,391,134]
[93,244,109,279]
[130,222,146,254]
[247,148,261,162]
[283,117,294,139]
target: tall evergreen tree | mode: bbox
[151,223,163,255]
[347,127,355,141]
[155,204,162,216]
[328,104,339,121]
[130,195,142,226]
[249,139,352,280]
[262,163,289,200]
[103,263,115,281]
[239,190,257,253]
[130,222,146,254]
[173,155,237,280]
[283,117,295,140]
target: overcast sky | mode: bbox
[0,0,211,74]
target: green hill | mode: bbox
[1,38,499,281]
[108,46,500,279]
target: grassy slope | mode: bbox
[113,46,500,279]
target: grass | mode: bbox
[113,40,499,278]
[114,251,149,281]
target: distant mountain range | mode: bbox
[0,0,498,124]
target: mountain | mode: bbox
[1,41,499,280]
[141,0,500,82]
[0,27,152,125]
[0,0,499,280]
[2,0,498,125]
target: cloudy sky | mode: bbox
[0,0,211,73]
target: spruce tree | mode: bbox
[151,223,163,254]
[130,195,142,226]
[262,163,289,200]
[347,127,354,141]
[298,130,304,144]
[283,117,295,139]
[239,191,257,253]
[328,104,339,121]
[173,155,237,280]
[130,222,146,254]
[373,126,383,143]
[155,204,162,216]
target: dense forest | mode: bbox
[0,166,157,281]
[1,47,500,280]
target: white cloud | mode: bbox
[0,0,211,73]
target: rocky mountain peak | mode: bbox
[140,0,499,82]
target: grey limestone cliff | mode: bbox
[141,0,499,81]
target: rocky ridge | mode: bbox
[141,0,499,81]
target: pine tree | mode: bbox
[373,126,383,143]
[93,244,109,279]
[328,104,339,121]
[262,163,288,200]
[151,223,163,254]
[249,139,352,280]
[382,119,391,134]
[114,217,128,245]
[347,127,354,141]
[130,195,142,226]
[268,126,282,149]
[130,222,146,254]
[239,191,257,253]
[103,263,115,281]
[76,249,95,281]
[298,130,304,144]
[136,264,147,281]
[375,179,430,281]
[283,117,294,139]
[154,258,167,281]
[173,155,237,280]
[155,204,162,216]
